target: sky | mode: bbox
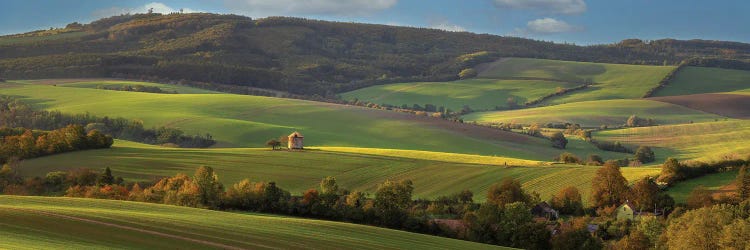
[1,0,748,45]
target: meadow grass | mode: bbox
[0,81,621,160]
[18,140,657,203]
[654,67,750,96]
[340,78,579,111]
[665,170,738,203]
[58,80,221,94]
[0,196,504,249]
[477,58,675,104]
[594,120,750,163]
[463,99,726,127]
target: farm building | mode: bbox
[287,131,304,149]
[531,201,559,221]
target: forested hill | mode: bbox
[1,13,749,95]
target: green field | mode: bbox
[665,170,738,203]
[57,80,221,94]
[654,67,750,96]
[0,196,502,249]
[341,79,579,111]
[0,80,624,160]
[477,58,675,104]
[594,120,750,162]
[463,99,726,127]
[18,140,656,203]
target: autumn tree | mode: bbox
[374,179,413,227]
[550,186,583,215]
[590,161,630,208]
[664,205,735,250]
[611,230,651,250]
[634,146,656,163]
[737,166,750,201]
[551,229,602,250]
[555,152,580,164]
[687,185,714,209]
[487,177,530,207]
[550,131,568,149]
[320,176,339,195]
[265,139,281,150]
[193,166,224,208]
[586,154,604,165]
[719,219,750,250]
[629,177,660,211]
[657,157,682,185]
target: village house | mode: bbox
[615,201,640,221]
[531,201,559,221]
[288,131,304,149]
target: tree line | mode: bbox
[0,125,112,164]
[96,84,175,94]
[2,13,749,96]
[1,156,750,249]
[0,96,214,148]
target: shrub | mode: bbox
[550,132,568,149]
[634,146,656,163]
[458,68,477,79]
[555,152,580,164]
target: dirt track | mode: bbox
[649,93,750,119]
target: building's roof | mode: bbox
[620,200,636,210]
[288,131,304,138]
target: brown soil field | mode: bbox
[649,93,750,119]
[364,107,533,144]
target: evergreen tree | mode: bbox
[98,167,114,186]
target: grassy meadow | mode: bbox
[463,99,727,127]
[594,120,750,162]
[478,58,675,104]
[18,140,656,203]
[654,67,750,96]
[665,170,738,203]
[0,80,625,160]
[57,80,221,94]
[0,196,503,249]
[341,78,579,111]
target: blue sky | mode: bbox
[1,0,748,45]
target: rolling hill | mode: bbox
[340,78,578,111]
[342,58,676,111]
[0,196,503,249]
[653,66,750,96]
[0,79,624,160]
[1,13,748,95]
[463,99,727,127]
[476,58,676,105]
[593,120,750,163]
[17,140,657,203]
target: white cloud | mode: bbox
[93,2,201,19]
[223,0,398,17]
[430,22,466,32]
[510,18,581,36]
[493,0,586,15]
